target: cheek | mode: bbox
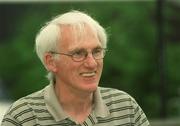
[55,61,77,82]
[98,61,103,77]
[98,60,103,69]
[57,60,79,75]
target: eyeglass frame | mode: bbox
[49,47,108,62]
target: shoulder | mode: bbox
[1,87,49,125]
[99,87,133,99]
[97,87,150,125]
[4,87,46,118]
[98,87,137,106]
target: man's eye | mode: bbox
[73,50,85,57]
[93,48,102,54]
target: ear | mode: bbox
[44,53,57,73]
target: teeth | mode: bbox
[81,72,95,77]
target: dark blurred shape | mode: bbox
[156,0,167,118]
[0,4,28,43]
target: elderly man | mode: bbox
[1,10,150,126]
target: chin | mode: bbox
[82,83,98,92]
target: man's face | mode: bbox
[54,25,103,93]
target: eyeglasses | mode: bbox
[49,47,107,62]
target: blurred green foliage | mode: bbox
[0,1,179,119]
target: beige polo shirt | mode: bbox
[44,84,110,124]
[1,84,150,126]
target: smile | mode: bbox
[80,72,96,77]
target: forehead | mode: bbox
[59,24,101,51]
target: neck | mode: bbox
[54,82,94,123]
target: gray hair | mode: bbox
[35,10,108,84]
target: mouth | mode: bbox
[80,71,96,77]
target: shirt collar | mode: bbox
[93,87,110,117]
[44,84,68,121]
[44,84,110,122]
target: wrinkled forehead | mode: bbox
[60,23,97,40]
[58,23,100,49]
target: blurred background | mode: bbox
[0,0,180,125]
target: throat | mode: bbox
[54,82,94,123]
[62,98,93,124]
[57,89,94,123]
[67,104,93,124]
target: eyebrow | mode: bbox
[69,45,103,52]
[68,48,85,54]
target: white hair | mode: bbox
[35,10,108,84]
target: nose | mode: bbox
[84,53,97,68]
